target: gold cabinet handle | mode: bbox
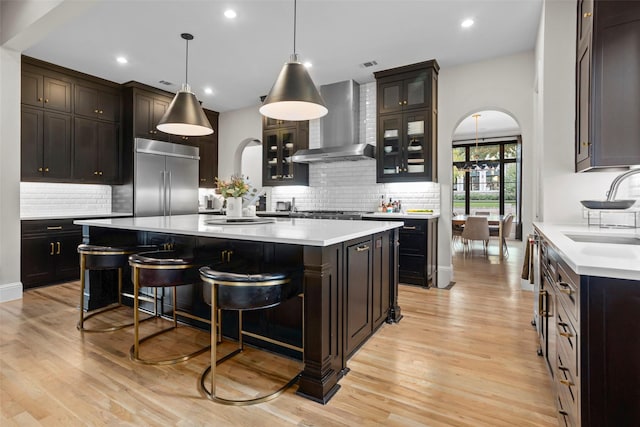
[44,168,49,172]
[403,100,407,105]
[403,226,417,230]
[559,379,574,387]
[538,290,547,316]
[38,167,43,172]
[94,171,99,175]
[398,102,402,105]
[200,178,206,182]
[558,282,573,295]
[356,245,370,252]
[46,226,63,230]
[44,99,49,103]
[583,12,592,18]
[94,109,99,113]
[558,330,574,338]
[99,171,103,176]
[56,241,61,255]
[221,250,227,262]
[99,110,103,114]
[50,242,55,255]
[38,97,43,102]
[226,250,233,263]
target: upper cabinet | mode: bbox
[74,82,120,122]
[262,118,309,186]
[575,0,640,171]
[374,60,439,183]
[21,66,72,113]
[130,89,172,141]
[190,110,219,188]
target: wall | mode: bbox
[20,183,112,218]
[217,105,263,186]
[437,51,535,287]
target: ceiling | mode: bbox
[453,110,521,141]
[22,0,543,114]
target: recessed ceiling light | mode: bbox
[461,18,474,28]
[224,9,237,19]
[204,87,213,95]
[303,61,312,68]
[116,56,128,64]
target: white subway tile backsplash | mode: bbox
[268,81,440,212]
[20,182,112,217]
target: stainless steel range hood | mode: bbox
[292,80,374,163]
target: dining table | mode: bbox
[452,214,507,259]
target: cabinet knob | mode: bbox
[398,102,402,105]
[583,12,592,18]
[99,110,103,114]
[149,130,154,134]
[94,109,99,113]
[38,167,43,172]
[99,171,103,176]
[94,171,98,175]
[44,99,49,103]
[403,100,407,105]
[44,168,49,172]
[200,178,206,182]
[38,97,43,102]
[581,141,591,146]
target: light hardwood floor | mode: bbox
[1,240,557,426]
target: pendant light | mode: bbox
[157,33,213,136]
[259,0,328,121]
[461,113,481,172]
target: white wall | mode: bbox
[217,105,263,187]
[536,0,621,224]
[437,51,535,287]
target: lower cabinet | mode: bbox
[21,219,82,289]
[536,231,640,426]
[345,237,373,356]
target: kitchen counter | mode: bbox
[74,213,402,404]
[363,212,440,220]
[533,222,640,280]
[21,212,133,221]
[74,214,403,247]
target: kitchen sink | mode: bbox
[565,234,640,245]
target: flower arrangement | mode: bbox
[215,175,250,198]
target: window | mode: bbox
[452,140,522,227]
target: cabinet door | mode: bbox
[75,84,100,119]
[21,70,44,108]
[576,38,592,168]
[43,76,72,112]
[263,129,281,185]
[279,127,297,182]
[577,0,594,46]
[21,107,44,180]
[404,70,430,111]
[134,93,153,138]
[73,117,99,180]
[372,233,390,328]
[43,112,72,179]
[377,114,403,180]
[97,90,120,122]
[404,110,430,178]
[378,79,404,114]
[21,235,56,289]
[196,138,218,188]
[98,122,119,183]
[345,238,373,356]
[55,233,82,281]
[152,97,171,141]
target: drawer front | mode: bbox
[556,260,579,323]
[557,387,578,427]
[399,253,425,276]
[557,351,579,426]
[399,233,425,253]
[22,219,80,236]
[557,302,579,378]
[399,219,426,233]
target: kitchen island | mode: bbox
[74,214,403,404]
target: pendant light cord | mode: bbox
[185,37,189,86]
[293,0,297,55]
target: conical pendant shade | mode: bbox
[157,86,213,136]
[259,58,328,121]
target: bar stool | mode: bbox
[77,244,157,332]
[128,250,210,365]
[199,266,302,405]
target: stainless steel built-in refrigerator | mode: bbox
[134,138,199,217]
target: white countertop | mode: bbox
[74,214,403,247]
[533,222,640,281]
[22,212,133,221]
[363,212,440,220]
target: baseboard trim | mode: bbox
[0,282,23,303]
[437,266,452,289]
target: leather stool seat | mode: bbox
[198,265,301,405]
[77,243,158,333]
[128,250,209,365]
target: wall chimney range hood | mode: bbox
[292,80,375,163]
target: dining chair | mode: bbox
[490,213,514,257]
[452,221,464,249]
[461,216,490,256]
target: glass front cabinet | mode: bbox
[375,60,439,183]
[262,119,309,186]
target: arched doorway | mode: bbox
[451,110,522,240]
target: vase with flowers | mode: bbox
[215,175,251,218]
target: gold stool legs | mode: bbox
[129,264,210,365]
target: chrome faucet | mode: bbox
[606,168,640,201]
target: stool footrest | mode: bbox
[129,323,211,365]
[77,303,155,333]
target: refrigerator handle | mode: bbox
[162,170,167,216]
[168,170,172,216]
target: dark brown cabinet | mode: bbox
[21,107,72,181]
[262,118,309,186]
[133,91,171,141]
[374,60,439,183]
[73,117,119,183]
[398,218,437,287]
[74,82,120,122]
[21,219,82,289]
[575,0,640,171]
[191,110,219,188]
[21,66,72,113]
[535,230,640,426]
[344,237,373,357]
